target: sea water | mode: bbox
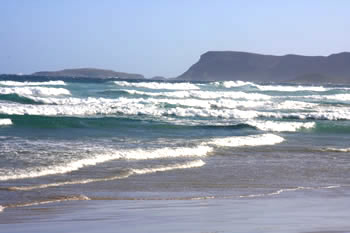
[0,77,350,217]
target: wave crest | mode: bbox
[0,86,70,97]
[248,120,315,132]
[0,80,66,86]
[3,160,205,191]
[205,133,284,147]
[0,119,12,126]
[114,81,200,90]
[0,145,212,181]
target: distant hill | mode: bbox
[33,68,144,79]
[177,51,350,83]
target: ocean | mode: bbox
[0,77,350,232]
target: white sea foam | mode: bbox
[2,96,350,121]
[125,89,272,100]
[309,94,350,102]
[0,145,212,181]
[239,185,341,198]
[131,159,205,174]
[0,205,4,212]
[213,80,328,92]
[5,195,90,210]
[279,110,350,121]
[254,84,328,92]
[0,119,12,126]
[0,86,70,97]
[275,100,319,110]
[5,160,205,191]
[214,80,254,88]
[248,120,315,132]
[205,133,284,147]
[0,98,269,119]
[114,81,200,90]
[322,147,350,152]
[0,80,66,86]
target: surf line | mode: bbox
[1,160,206,191]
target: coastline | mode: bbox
[1,191,350,233]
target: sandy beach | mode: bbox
[1,192,350,233]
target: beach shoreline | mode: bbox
[1,193,350,233]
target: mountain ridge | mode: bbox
[32,68,145,79]
[177,51,350,83]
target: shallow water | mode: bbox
[0,77,349,230]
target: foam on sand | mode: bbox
[0,80,66,86]
[2,195,90,212]
[206,133,284,147]
[0,119,12,126]
[322,147,350,152]
[4,160,205,191]
[239,185,341,198]
[0,145,212,181]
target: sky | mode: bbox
[1,0,349,78]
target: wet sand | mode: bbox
[1,195,350,233]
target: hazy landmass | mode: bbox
[32,68,144,80]
[2,52,350,84]
[177,51,350,83]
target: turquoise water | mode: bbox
[0,77,350,214]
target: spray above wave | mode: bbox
[0,80,66,86]
[4,160,206,191]
[0,145,212,181]
[114,81,200,90]
[205,133,284,147]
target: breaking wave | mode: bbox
[248,120,315,132]
[239,185,341,198]
[205,133,284,147]
[214,80,329,92]
[0,118,12,126]
[214,80,254,88]
[114,81,200,90]
[321,147,350,152]
[254,84,328,92]
[0,145,212,181]
[1,195,90,212]
[0,86,71,97]
[0,80,66,86]
[125,89,271,100]
[4,160,205,191]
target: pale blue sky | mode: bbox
[1,0,349,77]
